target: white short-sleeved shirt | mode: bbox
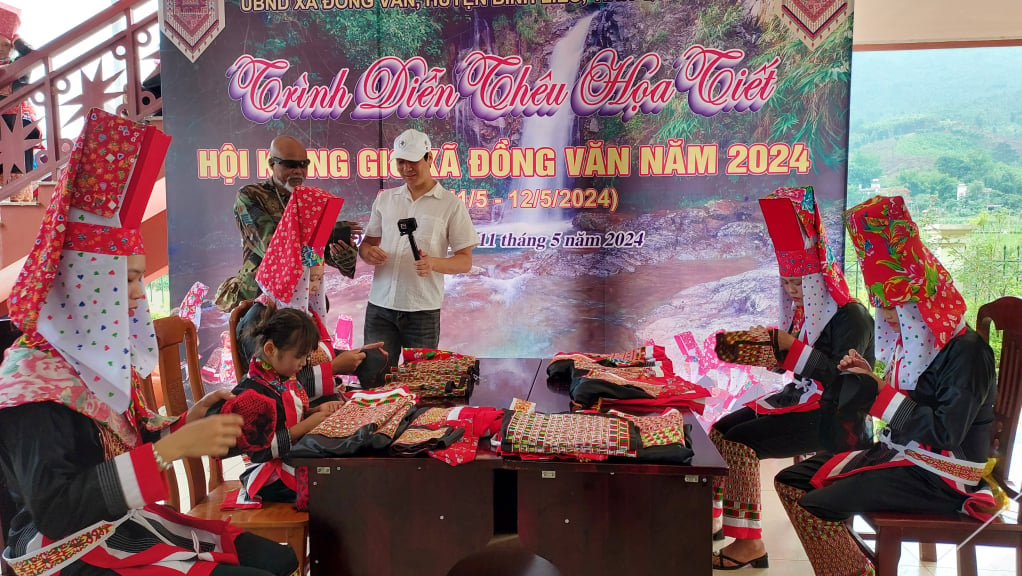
[365,182,480,311]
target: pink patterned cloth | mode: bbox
[255,185,340,305]
[177,281,208,329]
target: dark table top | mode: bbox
[297,357,726,475]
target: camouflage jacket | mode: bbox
[229,180,356,303]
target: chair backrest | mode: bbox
[229,299,255,381]
[976,296,1022,483]
[152,316,225,507]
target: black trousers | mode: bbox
[713,406,822,459]
[775,453,968,522]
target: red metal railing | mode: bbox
[0,0,160,201]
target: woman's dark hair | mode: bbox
[249,306,319,358]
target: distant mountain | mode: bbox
[849,46,1022,133]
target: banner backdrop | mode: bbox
[160,0,854,400]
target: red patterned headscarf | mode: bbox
[7,108,167,412]
[845,195,966,390]
[759,186,853,345]
[256,185,337,306]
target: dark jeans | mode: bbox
[713,406,822,459]
[364,302,441,368]
[776,454,967,522]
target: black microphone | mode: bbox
[397,218,421,261]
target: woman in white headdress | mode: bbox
[0,109,298,576]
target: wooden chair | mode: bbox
[854,296,1022,576]
[229,299,255,380]
[153,315,308,574]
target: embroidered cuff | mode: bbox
[781,340,814,375]
[271,426,292,459]
[869,385,910,425]
[316,361,334,397]
[111,444,169,510]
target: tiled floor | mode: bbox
[715,457,1019,575]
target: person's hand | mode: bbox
[185,389,234,422]
[361,244,388,266]
[415,251,433,277]
[838,348,872,373]
[303,410,330,429]
[327,240,357,270]
[313,400,344,415]
[346,221,364,239]
[332,348,367,374]
[774,328,795,352]
[155,414,243,461]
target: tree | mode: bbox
[847,151,883,188]
[992,142,1021,165]
[896,168,958,201]
[934,155,969,180]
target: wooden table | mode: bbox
[295,358,727,576]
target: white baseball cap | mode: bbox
[392,129,432,162]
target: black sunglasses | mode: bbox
[271,157,310,169]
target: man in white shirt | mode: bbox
[358,129,480,366]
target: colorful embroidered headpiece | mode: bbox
[256,185,342,307]
[8,108,170,412]
[0,2,20,42]
[759,186,853,344]
[844,195,966,347]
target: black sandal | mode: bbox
[712,551,769,570]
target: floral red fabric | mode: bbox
[844,195,966,346]
[760,186,852,306]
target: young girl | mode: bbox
[225,307,344,505]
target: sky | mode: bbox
[5,0,121,45]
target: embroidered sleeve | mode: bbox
[786,303,875,387]
[270,425,292,459]
[108,444,170,510]
[0,403,165,539]
[871,332,996,451]
[297,360,335,402]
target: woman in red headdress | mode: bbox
[711,186,875,570]
[0,110,298,576]
[773,195,999,576]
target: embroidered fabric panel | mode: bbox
[504,412,633,457]
[552,345,667,368]
[311,392,415,438]
[412,407,454,427]
[776,482,875,576]
[374,401,416,439]
[384,356,479,398]
[609,409,685,447]
[714,326,780,369]
[9,523,115,576]
[393,426,449,447]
